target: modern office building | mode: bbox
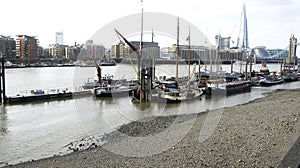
[128,41,160,59]
[177,45,206,60]
[111,42,128,59]
[169,44,215,61]
[252,46,272,60]
[56,32,63,45]
[65,44,81,60]
[160,47,175,59]
[15,35,38,60]
[168,43,244,63]
[0,35,16,58]
[37,46,44,58]
[45,44,69,58]
[81,40,105,60]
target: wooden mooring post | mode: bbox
[141,58,153,102]
[0,50,6,104]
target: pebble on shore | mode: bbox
[5,89,300,168]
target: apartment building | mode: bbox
[15,35,38,60]
[0,35,16,58]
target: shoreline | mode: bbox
[4,89,300,167]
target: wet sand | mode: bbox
[5,89,300,167]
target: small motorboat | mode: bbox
[259,75,284,86]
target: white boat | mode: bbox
[154,21,203,103]
[259,75,284,86]
[99,59,116,66]
[155,80,203,102]
[82,77,100,89]
[93,74,132,97]
[94,85,132,97]
[282,72,300,82]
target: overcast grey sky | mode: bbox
[1,0,299,51]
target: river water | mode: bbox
[0,63,300,166]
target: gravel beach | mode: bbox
[5,89,300,167]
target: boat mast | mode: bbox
[187,27,191,90]
[289,35,297,69]
[293,37,297,71]
[93,59,102,88]
[138,0,143,81]
[139,0,144,102]
[209,46,212,73]
[152,29,155,81]
[204,31,207,72]
[176,17,179,82]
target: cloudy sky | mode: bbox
[1,0,300,51]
